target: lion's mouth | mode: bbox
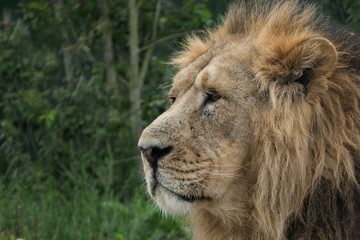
[150,173,211,203]
[161,184,211,202]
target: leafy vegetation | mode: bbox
[0,0,359,239]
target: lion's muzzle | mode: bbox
[139,145,173,169]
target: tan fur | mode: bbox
[139,1,360,239]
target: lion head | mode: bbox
[138,1,360,239]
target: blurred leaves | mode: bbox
[0,0,212,239]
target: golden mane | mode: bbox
[172,1,360,71]
[172,1,360,239]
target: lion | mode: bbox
[138,1,360,239]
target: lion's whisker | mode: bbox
[198,170,240,178]
[209,149,239,160]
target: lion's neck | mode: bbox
[189,175,253,240]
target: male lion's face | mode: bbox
[138,43,258,214]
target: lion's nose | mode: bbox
[139,145,173,169]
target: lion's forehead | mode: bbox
[172,42,253,96]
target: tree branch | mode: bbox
[119,74,129,89]
[138,32,186,52]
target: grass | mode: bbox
[0,182,191,240]
[0,150,191,240]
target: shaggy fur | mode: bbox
[139,1,360,239]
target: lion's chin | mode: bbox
[146,176,190,215]
[156,187,192,215]
[152,185,191,215]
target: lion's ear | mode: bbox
[255,37,338,91]
[291,37,338,79]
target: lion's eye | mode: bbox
[168,96,176,105]
[204,91,221,106]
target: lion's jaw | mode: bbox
[149,176,191,215]
[138,44,255,217]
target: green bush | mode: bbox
[0,0,209,238]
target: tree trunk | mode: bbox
[128,0,142,172]
[128,0,162,173]
[2,8,11,30]
[99,0,118,92]
[53,0,73,86]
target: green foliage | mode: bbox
[313,0,360,30]
[0,0,212,238]
[0,183,190,240]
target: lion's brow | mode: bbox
[173,57,211,93]
[199,71,209,89]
